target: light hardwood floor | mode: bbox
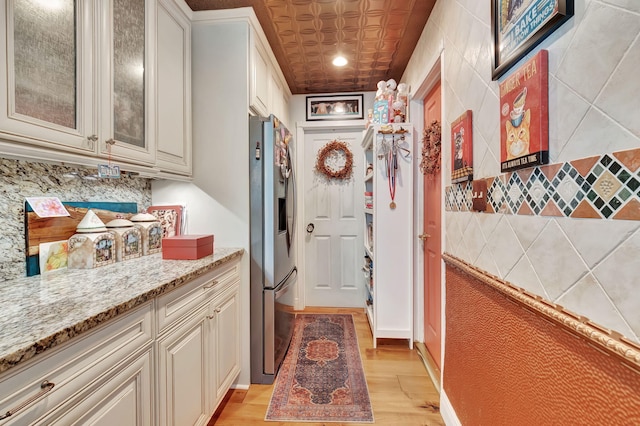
[208,307,444,425]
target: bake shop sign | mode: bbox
[499,49,549,172]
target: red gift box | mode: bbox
[162,234,214,260]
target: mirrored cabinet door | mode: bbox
[99,0,156,165]
[0,0,96,153]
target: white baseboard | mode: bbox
[440,389,461,426]
[231,384,250,390]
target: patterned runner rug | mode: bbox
[265,314,374,423]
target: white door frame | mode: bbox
[410,44,445,356]
[294,120,367,311]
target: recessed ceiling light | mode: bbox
[332,56,348,67]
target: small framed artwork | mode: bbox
[491,0,574,80]
[500,50,549,172]
[306,94,364,121]
[451,110,473,184]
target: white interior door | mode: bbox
[303,130,364,307]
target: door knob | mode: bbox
[418,233,431,240]
[306,223,315,234]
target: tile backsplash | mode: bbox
[0,158,151,282]
[446,147,640,221]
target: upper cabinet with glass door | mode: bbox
[0,0,156,166]
[97,0,156,165]
[0,0,96,153]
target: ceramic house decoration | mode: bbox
[106,218,142,262]
[68,210,116,269]
[131,212,163,255]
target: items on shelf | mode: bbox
[360,123,414,348]
[370,79,410,125]
[365,192,373,209]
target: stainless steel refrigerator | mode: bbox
[249,115,297,384]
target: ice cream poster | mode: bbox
[499,49,549,172]
[451,110,473,184]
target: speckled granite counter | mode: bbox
[0,247,244,375]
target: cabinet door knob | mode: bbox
[418,233,431,240]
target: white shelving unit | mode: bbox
[361,123,414,348]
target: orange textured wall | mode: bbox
[443,264,640,425]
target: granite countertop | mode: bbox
[0,247,244,375]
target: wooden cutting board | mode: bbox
[25,202,138,276]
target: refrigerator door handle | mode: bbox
[286,147,296,254]
[290,149,296,251]
[275,268,297,299]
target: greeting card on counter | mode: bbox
[39,241,68,273]
[26,197,70,218]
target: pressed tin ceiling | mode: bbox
[184,0,436,94]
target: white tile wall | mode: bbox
[404,1,640,342]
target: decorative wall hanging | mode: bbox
[472,180,488,212]
[420,120,441,176]
[306,94,364,121]
[315,140,354,180]
[492,0,574,80]
[451,111,473,183]
[378,131,411,209]
[499,50,549,172]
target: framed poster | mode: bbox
[451,110,473,184]
[500,50,549,172]
[492,0,574,80]
[306,94,364,121]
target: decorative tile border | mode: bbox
[445,148,640,220]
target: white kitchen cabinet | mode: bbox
[0,0,173,171]
[156,259,241,426]
[157,304,210,426]
[250,36,270,118]
[269,71,287,125]
[209,285,240,406]
[245,15,290,121]
[96,0,156,166]
[155,0,192,176]
[361,123,414,348]
[0,302,153,426]
[0,0,96,154]
[49,348,153,426]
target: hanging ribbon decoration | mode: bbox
[380,132,410,210]
[387,143,397,209]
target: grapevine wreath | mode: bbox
[420,120,442,176]
[315,140,354,180]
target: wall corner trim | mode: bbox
[440,389,462,426]
[442,253,640,372]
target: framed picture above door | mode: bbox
[306,94,364,121]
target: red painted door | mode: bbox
[423,81,442,368]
